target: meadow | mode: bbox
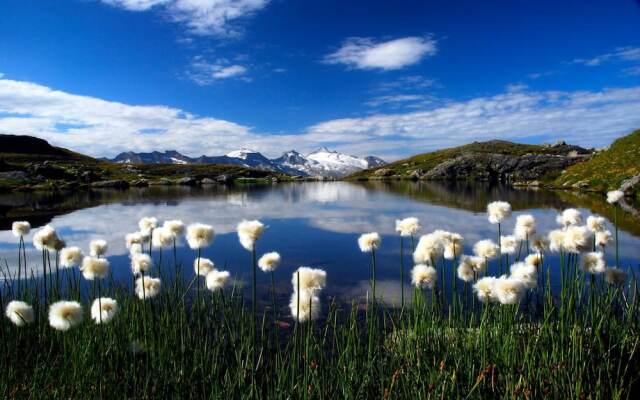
[1,191,639,399]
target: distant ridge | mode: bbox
[108,148,386,178]
[0,134,91,160]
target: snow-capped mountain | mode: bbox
[108,148,385,177]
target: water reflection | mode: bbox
[1,182,639,305]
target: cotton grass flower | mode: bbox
[607,190,624,204]
[32,225,59,251]
[500,235,517,255]
[125,232,145,249]
[129,243,143,256]
[5,301,35,327]
[292,267,327,294]
[206,270,230,292]
[510,262,537,289]
[152,227,173,248]
[194,257,215,276]
[443,233,463,260]
[81,256,109,280]
[562,225,592,253]
[411,264,437,289]
[163,219,185,237]
[494,276,526,305]
[395,217,421,237]
[186,223,214,249]
[91,297,118,324]
[604,268,628,286]
[237,220,265,251]
[581,252,606,274]
[514,214,536,240]
[59,246,83,268]
[524,253,543,268]
[413,233,442,263]
[556,208,582,228]
[531,236,550,253]
[459,254,486,273]
[131,253,152,275]
[135,276,161,300]
[473,239,499,260]
[258,252,281,272]
[457,259,475,282]
[48,301,83,331]
[138,216,158,235]
[548,229,565,252]
[289,290,320,323]
[595,230,613,248]
[473,277,497,303]
[89,239,108,257]
[487,201,511,224]
[12,221,30,237]
[586,216,606,233]
[358,232,381,253]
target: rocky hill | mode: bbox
[554,129,640,196]
[348,140,592,183]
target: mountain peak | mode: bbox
[226,148,258,159]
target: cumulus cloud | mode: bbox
[186,57,248,84]
[101,0,269,37]
[1,78,640,160]
[324,36,437,71]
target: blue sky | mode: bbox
[0,0,639,159]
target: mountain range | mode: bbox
[108,148,386,178]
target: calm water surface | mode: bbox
[1,181,639,307]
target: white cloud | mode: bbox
[305,86,640,158]
[101,0,269,37]
[573,46,640,66]
[186,58,248,84]
[324,36,437,71]
[1,78,640,160]
[366,94,438,109]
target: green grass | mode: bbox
[555,129,640,193]
[347,140,582,180]
[1,230,639,398]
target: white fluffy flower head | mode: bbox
[473,277,497,303]
[487,201,512,224]
[510,262,537,289]
[186,223,214,249]
[494,275,525,305]
[473,239,499,260]
[395,217,421,237]
[258,252,281,272]
[33,225,59,251]
[81,256,109,280]
[48,301,83,331]
[237,220,265,251]
[413,233,442,263]
[358,232,381,253]
[12,221,31,238]
[131,253,152,275]
[135,276,161,300]
[5,301,35,327]
[152,227,173,248]
[292,267,327,294]
[586,216,606,233]
[206,270,230,291]
[194,257,215,276]
[163,220,185,237]
[500,235,517,255]
[411,264,437,289]
[514,214,536,240]
[91,298,118,324]
[607,190,624,204]
[89,239,108,257]
[595,230,613,248]
[581,252,606,274]
[60,246,83,268]
[289,290,320,323]
[138,216,158,235]
[556,208,582,228]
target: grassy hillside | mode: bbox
[347,139,587,180]
[554,129,640,193]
